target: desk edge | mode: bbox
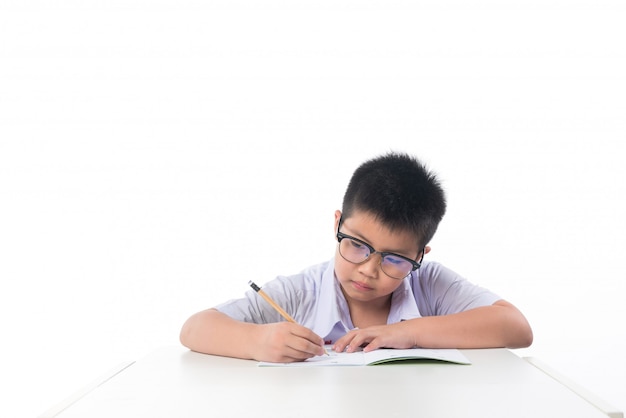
[523,357,623,418]
[38,361,136,418]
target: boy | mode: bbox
[180,152,533,362]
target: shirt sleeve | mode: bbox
[214,289,282,324]
[214,278,295,324]
[411,261,501,316]
[213,267,323,325]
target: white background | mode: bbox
[1,1,625,417]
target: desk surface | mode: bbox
[43,346,616,418]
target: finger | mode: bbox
[286,338,324,358]
[362,337,384,352]
[344,330,378,353]
[270,334,321,362]
[335,334,362,353]
[272,347,316,363]
[332,327,362,352]
[332,332,357,353]
[288,323,322,341]
[288,327,325,356]
[282,346,318,361]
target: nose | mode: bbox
[357,252,383,278]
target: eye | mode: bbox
[383,255,409,266]
[348,239,368,251]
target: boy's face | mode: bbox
[333,209,423,306]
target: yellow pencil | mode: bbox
[248,280,328,355]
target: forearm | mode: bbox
[179,308,259,359]
[409,300,533,349]
[180,308,326,362]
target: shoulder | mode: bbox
[261,259,334,323]
[410,260,500,315]
[412,260,461,285]
[261,259,332,302]
[215,259,333,323]
[409,260,463,298]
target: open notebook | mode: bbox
[258,347,471,367]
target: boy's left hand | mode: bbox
[333,322,415,353]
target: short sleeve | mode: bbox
[214,287,285,324]
[411,261,501,316]
[213,262,328,326]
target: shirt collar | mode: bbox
[312,260,422,339]
[312,259,345,338]
[388,277,422,323]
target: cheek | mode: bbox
[334,250,353,280]
[380,279,404,294]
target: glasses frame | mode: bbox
[336,217,424,280]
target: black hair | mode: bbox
[341,152,446,248]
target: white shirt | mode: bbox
[215,258,501,344]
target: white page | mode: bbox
[258,347,471,367]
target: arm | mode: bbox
[333,300,533,353]
[179,308,326,362]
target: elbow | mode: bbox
[494,300,533,349]
[510,327,533,348]
[179,320,192,349]
[179,308,221,353]
[179,311,205,350]
[507,319,534,349]
[521,324,534,348]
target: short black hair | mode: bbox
[341,152,446,248]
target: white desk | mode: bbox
[42,346,622,418]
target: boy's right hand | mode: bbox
[252,322,325,363]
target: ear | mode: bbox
[424,246,431,255]
[334,210,342,234]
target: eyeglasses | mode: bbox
[336,219,423,280]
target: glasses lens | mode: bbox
[380,255,413,279]
[339,237,370,263]
[339,237,413,279]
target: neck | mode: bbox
[342,289,392,328]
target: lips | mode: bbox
[351,281,373,291]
